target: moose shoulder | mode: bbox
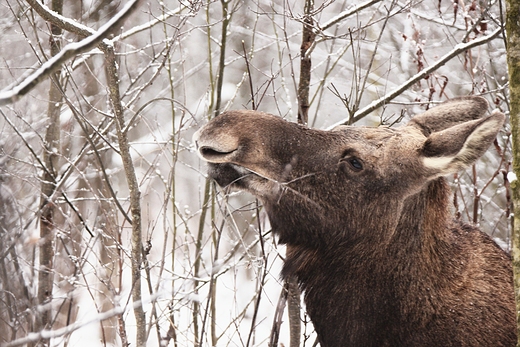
[193,96,515,347]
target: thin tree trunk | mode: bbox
[104,44,146,346]
[36,0,63,344]
[506,0,520,343]
[297,0,315,126]
[286,1,317,345]
[286,275,301,347]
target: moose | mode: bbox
[193,96,516,346]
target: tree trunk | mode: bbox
[104,45,146,346]
[35,0,63,345]
[297,0,315,126]
[505,0,520,344]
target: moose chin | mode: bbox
[193,96,515,347]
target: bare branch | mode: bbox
[0,0,144,106]
[1,295,161,347]
[320,0,383,31]
[297,0,316,125]
[35,1,64,341]
[327,27,503,129]
[25,0,95,37]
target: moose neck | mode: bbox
[391,177,452,268]
[279,178,457,346]
[278,177,454,286]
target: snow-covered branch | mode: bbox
[327,27,503,129]
[0,293,162,347]
[320,0,383,31]
[2,305,122,347]
[0,0,144,107]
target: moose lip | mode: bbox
[207,162,256,189]
[194,140,260,188]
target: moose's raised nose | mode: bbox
[199,146,237,161]
[193,127,239,163]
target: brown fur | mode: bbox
[194,97,515,346]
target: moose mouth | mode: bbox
[206,162,267,192]
[192,136,249,188]
[194,134,277,194]
[195,146,245,187]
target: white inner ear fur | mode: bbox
[422,156,454,173]
[422,112,503,175]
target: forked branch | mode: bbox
[327,27,502,129]
[0,0,144,106]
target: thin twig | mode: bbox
[327,27,502,129]
[320,0,383,31]
[0,0,144,106]
[242,41,257,110]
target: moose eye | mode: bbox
[348,158,363,171]
[340,156,364,172]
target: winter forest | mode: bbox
[0,0,513,346]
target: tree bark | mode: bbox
[104,45,146,346]
[35,0,63,345]
[286,1,317,345]
[297,0,315,125]
[505,0,520,343]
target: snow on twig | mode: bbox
[0,0,145,107]
[1,292,163,347]
[326,27,503,129]
[320,0,384,32]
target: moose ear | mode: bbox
[421,111,505,176]
[408,96,488,135]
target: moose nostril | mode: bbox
[199,146,236,160]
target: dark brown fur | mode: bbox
[194,97,515,346]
